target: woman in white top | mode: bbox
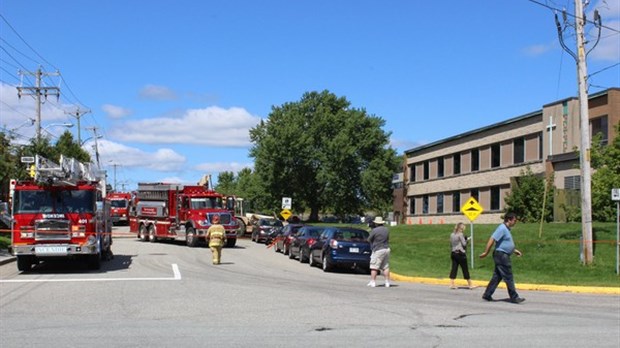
[449,222,474,289]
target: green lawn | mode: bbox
[388,222,620,288]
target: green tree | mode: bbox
[590,122,620,222]
[54,131,91,163]
[249,90,400,221]
[504,166,554,223]
[215,171,236,195]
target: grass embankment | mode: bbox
[388,222,620,288]
[0,233,9,250]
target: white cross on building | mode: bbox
[546,115,556,156]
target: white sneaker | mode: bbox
[385,282,391,288]
[367,281,376,287]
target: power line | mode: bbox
[527,0,620,34]
[0,37,41,66]
[0,14,59,70]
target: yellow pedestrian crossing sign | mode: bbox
[280,209,292,221]
[461,197,484,222]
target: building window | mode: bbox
[422,195,429,214]
[437,193,444,213]
[453,153,461,175]
[471,149,479,171]
[409,197,416,214]
[437,157,444,178]
[491,186,500,210]
[470,188,479,201]
[423,161,429,180]
[591,115,608,145]
[491,143,500,168]
[564,176,581,190]
[538,133,543,160]
[409,165,416,182]
[514,137,524,164]
[452,191,461,212]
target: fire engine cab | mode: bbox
[9,155,112,272]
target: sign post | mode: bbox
[460,197,484,269]
[612,188,620,274]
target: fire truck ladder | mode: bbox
[33,155,103,186]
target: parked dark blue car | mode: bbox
[309,226,371,272]
[288,226,325,262]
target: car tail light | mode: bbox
[329,239,338,248]
[307,238,316,247]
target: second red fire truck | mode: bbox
[129,182,239,247]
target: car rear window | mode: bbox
[334,230,368,241]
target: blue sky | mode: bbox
[1,1,618,191]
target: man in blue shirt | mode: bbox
[479,212,525,304]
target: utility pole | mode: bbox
[85,127,102,168]
[16,68,60,142]
[65,107,90,145]
[109,162,120,192]
[554,1,602,265]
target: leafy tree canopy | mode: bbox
[249,90,400,221]
[590,122,620,222]
[504,166,554,223]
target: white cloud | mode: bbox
[139,84,178,101]
[194,161,254,174]
[110,106,262,147]
[590,20,620,61]
[588,0,620,61]
[88,139,186,171]
[390,138,424,153]
[1,83,74,140]
[102,104,132,119]
[522,42,556,57]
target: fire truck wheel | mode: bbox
[148,225,157,243]
[17,256,33,272]
[186,226,199,247]
[139,224,148,242]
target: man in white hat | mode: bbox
[367,216,391,288]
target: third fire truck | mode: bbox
[129,182,239,247]
[105,192,131,225]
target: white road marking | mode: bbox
[0,264,182,283]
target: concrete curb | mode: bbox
[391,273,620,295]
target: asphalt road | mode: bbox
[0,227,618,347]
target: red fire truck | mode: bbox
[9,155,112,272]
[106,192,131,225]
[129,182,239,247]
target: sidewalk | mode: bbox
[0,248,13,266]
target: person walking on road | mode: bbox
[449,222,474,289]
[479,212,525,303]
[206,214,227,265]
[367,216,391,288]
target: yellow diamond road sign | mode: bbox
[280,209,292,221]
[461,197,484,222]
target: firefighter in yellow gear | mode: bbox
[206,214,227,265]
